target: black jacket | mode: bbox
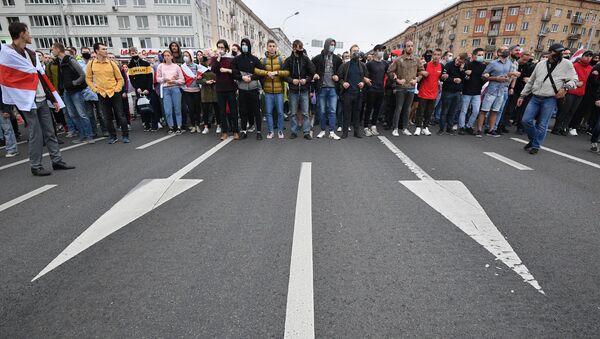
[231,38,264,82]
[128,57,154,92]
[59,55,87,93]
[442,61,465,93]
[283,50,315,91]
[336,59,369,95]
[311,51,342,91]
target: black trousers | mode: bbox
[364,90,384,127]
[98,93,128,138]
[183,91,202,127]
[342,92,361,133]
[384,89,396,127]
[238,89,262,132]
[416,98,436,128]
[201,102,219,127]
[554,93,583,131]
[217,91,239,133]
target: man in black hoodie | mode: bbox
[231,38,265,140]
[311,38,342,140]
[283,40,316,140]
[337,44,370,139]
[128,47,160,131]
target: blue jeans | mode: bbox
[522,95,557,150]
[289,90,311,134]
[494,91,509,130]
[439,91,461,131]
[63,90,93,139]
[61,95,77,133]
[163,86,182,128]
[265,93,284,133]
[318,87,337,132]
[461,94,482,128]
[1,115,17,154]
[433,86,442,121]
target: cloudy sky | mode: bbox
[244,0,458,54]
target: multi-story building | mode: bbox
[380,0,600,59]
[0,0,291,59]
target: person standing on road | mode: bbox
[503,52,535,135]
[438,52,466,136]
[517,43,578,154]
[337,44,370,139]
[459,48,487,135]
[182,50,202,133]
[387,40,425,137]
[211,39,239,140]
[128,46,160,132]
[283,39,316,140]
[311,38,342,140]
[363,44,388,137]
[86,42,129,144]
[0,85,19,157]
[414,48,443,136]
[199,58,219,135]
[157,50,185,135]
[0,22,75,176]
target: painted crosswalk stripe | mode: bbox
[0,185,57,213]
[484,152,533,171]
[135,134,176,150]
[284,162,314,339]
[511,137,600,170]
[0,137,106,172]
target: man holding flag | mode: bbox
[0,22,75,176]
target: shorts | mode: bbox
[481,93,505,113]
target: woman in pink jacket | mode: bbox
[157,50,185,134]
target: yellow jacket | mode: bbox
[85,59,124,98]
[254,52,289,94]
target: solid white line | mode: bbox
[135,134,176,150]
[168,137,233,180]
[0,185,57,213]
[378,136,433,181]
[511,137,600,170]
[0,137,106,172]
[284,162,314,339]
[483,152,533,171]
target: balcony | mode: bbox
[438,23,445,32]
[538,28,549,37]
[571,17,584,25]
[450,18,457,27]
[488,30,499,37]
[568,33,581,40]
[485,44,497,52]
[490,14,502,22]
[448,33,455,40]
[541,13,551,21]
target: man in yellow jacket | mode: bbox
[255,39,290,139]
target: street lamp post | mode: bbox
[282,11,300,35]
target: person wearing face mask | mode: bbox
[211,39,240,140]
[552,50,594,136]
[363,44,388,137]
[438,52,466,135]
[459,48,487,135]
[128,46,159,131]
[508,52,536,135]
[495,45,523,134]
[475,46,514,137]
[562,49,572,60]
[336,44,370,138]
[231,44,240,57]
[383,49,400,130]
[231,38,265,140]
[282,39,316,140]
[79,45,104,136]
[182,50,203,133]
[311,38,343,140]
[423,49,433,63]
[517,43,578,154]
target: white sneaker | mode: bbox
[317,131,326,138]
[329,132,341,140]
[337,127,342,132]
[248,125,256,133]
[364,127,373,137]
[189,126,197,133]
[452,124,458,131]
[569,128,578,136]
[414,127,421,136]
[216,125,222,134]
[402,128,412,136]
[423,127,432,136]
[392,129,400,137]
[370,126,379,136]
[201,127,209,135]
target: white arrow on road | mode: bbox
[32,138,233,282]
[379,136,545,295]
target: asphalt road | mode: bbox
[1,120,599,338]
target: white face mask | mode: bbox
[183,56,190,63]
[376,51,384,59]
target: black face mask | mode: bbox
[295,49,304,56]
[424,54,432,62]
[591,60,598,66]
[563,55,571,59]
[232,51,238,56]
[82,52,91,60]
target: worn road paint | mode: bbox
[483,152,534,171]
[0,185,57,213]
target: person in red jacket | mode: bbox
[413,48,443,136]
[553,50,594,135]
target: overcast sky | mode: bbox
[244,0,457,55]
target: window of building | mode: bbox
[114,0,126,5]
[567,41,575,49]
[555,8,562,17]
[66,0,106,3]
[593,14,597,22]
[157,15,192,27]
[465,10,471,19]
[503,37,512,45]
[7,17,19,24]
[567,10,572,19]
[487,38,496,45]
[508,7,518,16]
[460,39,466,47]
[26,0,56,3]
[582,27,586,36]
[547,39,555,47]
[133,0,145,5]
[34,37,68,49]
[505,23,515,31]
[571,26,579,34]
[472,38,481,46]
[117,16,130,29]
[76,36,113,48]
[139,37,151,48]
[2,0,15,5]
[578,42,583,49]
[475,25,484,33]
[121,37,133,48]
[160,36,193,47]
[69,15,108,26]
[596,30,600,38]
[563,25,568,33]
[29,15,62,27]
[551,24,558,32]
[154,0,190,4]
[135,16,148,29]
[524,7,532,15]
[477,9,486,18]
[485,52,494,59]
[463,25,469,33]
[521,22,529,30]
[519,37,526,45]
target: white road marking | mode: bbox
[0,185,57,213]
[483,152,533,171]
[511,137,600,170]
[32,138,232,282]
[135,134,176,150]
[0,137,106,172]
[284,162,314,339]
[379,136,545,295]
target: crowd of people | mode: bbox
[1,22,600,176]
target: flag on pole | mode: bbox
[570,48,584,62]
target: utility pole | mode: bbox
[57,0,70,45]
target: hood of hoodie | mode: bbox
[322,38,336,55]
[241,38,252,55]
[169,41,181,55]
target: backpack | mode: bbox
[263,55,284,69]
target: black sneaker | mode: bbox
[500,126,510,134]
[524,142,533,151]
[240,131,248,139]
[487,130,501,137]
[256,132,263,140]
[290,133,298,139]
[448,129,457,136]
[550,129,560,135]
[304,134,312,140]
[466,127,474,135]
[31,167,51,176]
[529,148,539,154]
[458,128,466,135]
[475,130,483,138]
[437,129,445,136]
